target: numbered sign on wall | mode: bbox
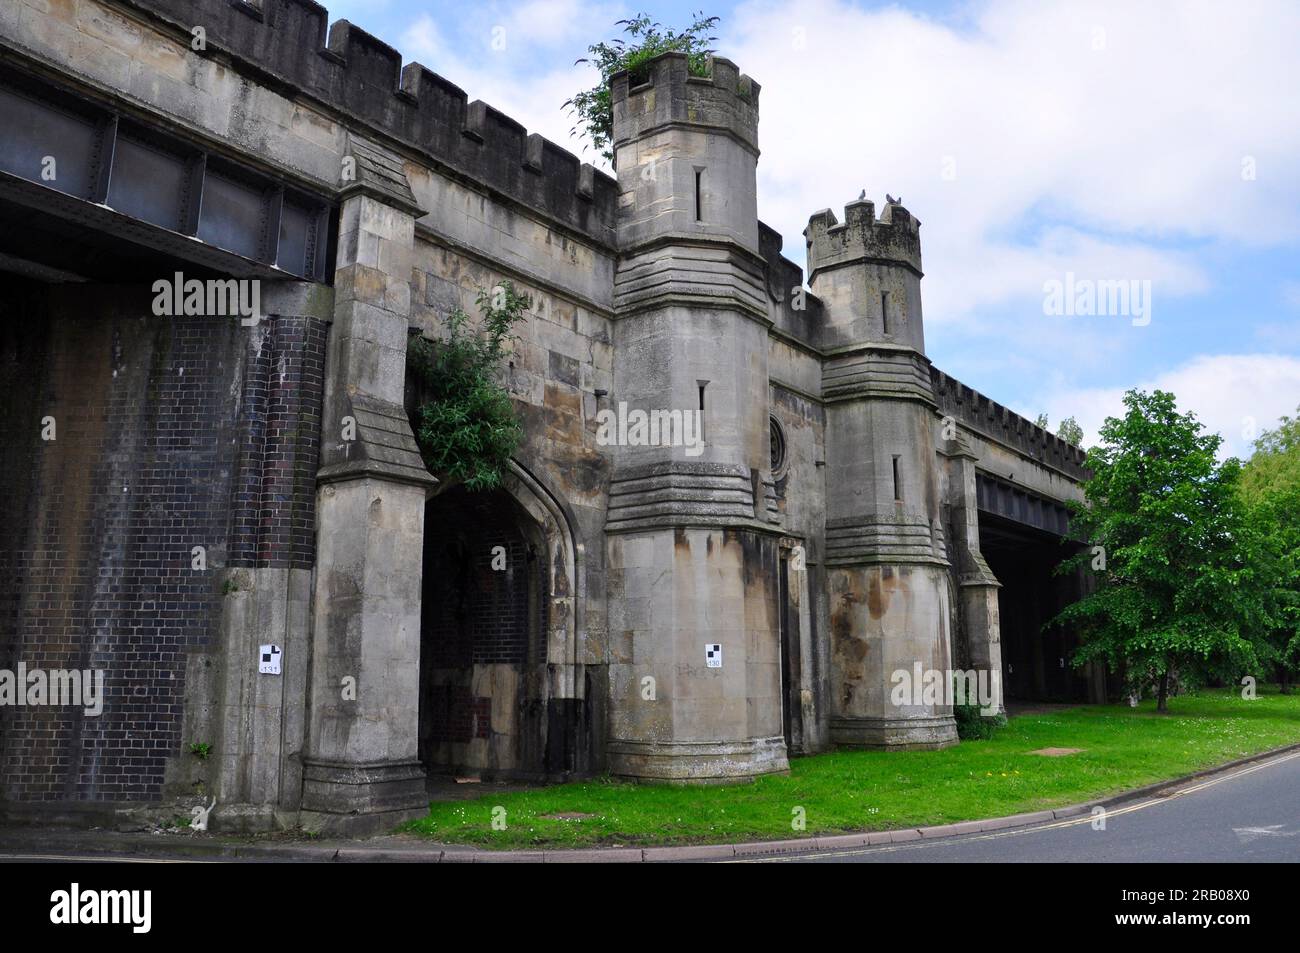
[258,644,282,675]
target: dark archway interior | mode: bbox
[419,484,550,780]
[978,513,1091,702]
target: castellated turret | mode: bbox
[603,52,788,784]
[810,195,958,752]
[611,53,760,255]
[607,51,771,482]
[805,198,925,354]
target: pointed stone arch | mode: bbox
[498,460,584,705]
[417,459,588,781]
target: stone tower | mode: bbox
[603,53,789,781]
[806,200,960,748]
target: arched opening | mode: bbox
[418,484,551,780]
[978,513,1091,703]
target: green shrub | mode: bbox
[564,12,720,165]
[953,703,1007,741]
[409,282,529,492]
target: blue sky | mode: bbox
[320,0,1300,458]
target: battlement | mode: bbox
[930,368,1088,479]
[759,221,823,344]
[611,51,760,152]
[805,198,922,278]
[114,0,618,246]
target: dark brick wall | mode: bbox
[423,489,547,669]
[423,686,491,745]
[229,313,326,569]
[0,281,324,803]
[418,486,549,773]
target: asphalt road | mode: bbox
[746,749,1300,863]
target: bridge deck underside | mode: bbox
[977,511,1093,703]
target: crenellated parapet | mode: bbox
[931,368,1089,479]
[611,52,760,153]
[610,51,762,257]
[805,199,922,280]
[803,196,925,354]
[759,221,823,345]
[114,0,618,245]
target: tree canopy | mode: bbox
[1238,406,1300,691]
[1057,416,1084,446]
[1240,407,1300,502]
[1052,389,1257,711]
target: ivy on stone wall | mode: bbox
[409,282,530,492]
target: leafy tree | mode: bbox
[1238,488,1300,693]
[1239,407,1300,692]
[1240,406,1300,500]
[1033,412,1049,429]
[1051,390,1256,711]
[1058,416,1084,446]
[408,282,530,492]
[565,12,720,165]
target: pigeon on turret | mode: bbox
[886,193,901,205]
[858,189,866,200]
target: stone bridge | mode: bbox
[0,0,1098,833]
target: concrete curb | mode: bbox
[4,741,1298,863]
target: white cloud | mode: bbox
[382,1,1300,311]
[1038,353,1300,459]
[723,0,1300,320]
[400,6,615,158]
[500,0,612,48]
[377,0,1300,411]
[921,225,1209,327]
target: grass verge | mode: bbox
[404,687,1300,849]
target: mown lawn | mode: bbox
[404,687,1300,849]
